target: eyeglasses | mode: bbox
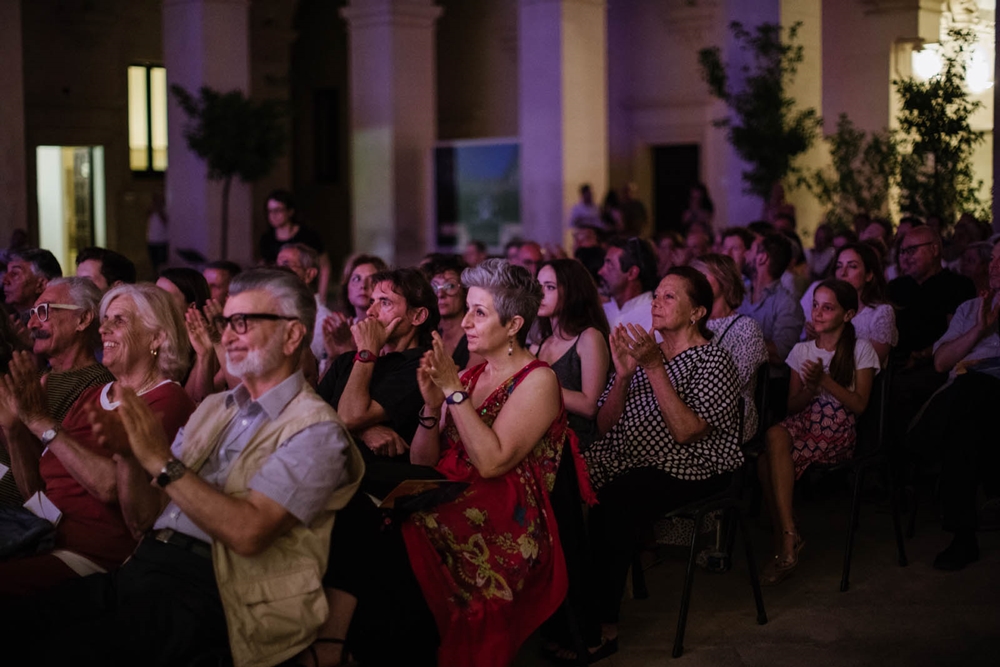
[28,303,83,323]
[899,241,934,257]
[212,313,299,335]
[431,281,461,296]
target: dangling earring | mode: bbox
[508,337,514,356]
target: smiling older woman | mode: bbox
[403,258,574,667]
[0,283,195,595]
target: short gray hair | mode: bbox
[229,268,316,352]
[279,243,319,271]
[48,277,102,347]
[101,283,192,382]
[461,258,542,347]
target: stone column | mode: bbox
[163,0,253,264]
[0,0,27,241]
[519,0,608,246]
[341,0,442,266]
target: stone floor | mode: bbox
[515,482,1000,667]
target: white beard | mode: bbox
[226,337,286,380]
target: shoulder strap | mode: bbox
[716,314,744,346]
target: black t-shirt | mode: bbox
[889,269,976,359]
[259,225,326,264]
[317,346,428,445]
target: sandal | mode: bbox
[761,530,804,586]
[545,636,619,665]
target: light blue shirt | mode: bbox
[152,371,350,543]
[738,280,805,375]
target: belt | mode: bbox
[150,528,213,560]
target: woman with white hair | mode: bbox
[0,283,195,595]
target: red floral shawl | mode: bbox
[401,360,570,667]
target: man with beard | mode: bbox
[2,269,363,667]
[0,278,113,507]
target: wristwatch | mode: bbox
[39,426,60,446]
[445,390,470,406]
[156,459,188,488]
[354,349,376,363]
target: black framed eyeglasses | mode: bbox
[28,303,83,323]
[899,241,934,257]
[431,281,461,296]
[212,313,299,335]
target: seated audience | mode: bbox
[910,240,1000,570]
[323,254,388,360]
[259,189,332,301]
[74,247,136,292]
[757,279,879,584]
[0,281,194,595]
[691,254,768,441]
[318,268,437,478]
[514,240,544,278]
[859,217,893,248]
[1,269,363,666]
[533,259,610,450]
[463,239,488,268]
[806,223,835,281]
[599,237,659,333]
[277,243,333,373]
[681,225,713,265]
[960,240,994,294]
[655,230,684,278]
[423,255,483,370]
[157,267,211,313]
[801,243,897,365]
[202,260,241,304]
[3,248,62,322]
[573,267,742,660]
[0,315,30,508]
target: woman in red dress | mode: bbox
[406,258,575,667]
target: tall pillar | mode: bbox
[519,0,608,246]
[0,0,27,241]
[163,0,253,264]
[341,0,442,266]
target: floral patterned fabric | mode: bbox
[781,394,857,479]
[401,360,569,667]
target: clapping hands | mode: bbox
[609,323,660,377]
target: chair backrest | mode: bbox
[855,362,893,458]
[745,362,770,451]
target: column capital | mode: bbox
[341,0,442,30]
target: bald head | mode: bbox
[899,225,942,283]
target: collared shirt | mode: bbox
[152,371,350,544]
[738,280,805,369]
[933,294,1000,379]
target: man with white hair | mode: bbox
[276,242,332,373]
[5,269,363,667]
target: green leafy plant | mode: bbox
[698,21,822,202]
[893,28,988,225]
[171,85,288,259]
[804,114,900,230]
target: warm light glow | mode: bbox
[966,44,994,94]
[127,66,149,170]
[128,65,168,172]
[150,67,168,170]
[911,44,943,81]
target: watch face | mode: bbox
[357,350,375,362]
[446,391,469,405]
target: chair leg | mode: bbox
[888,466,909,567]
[630,552,648,600]
[737,509,767,625]
[672,512,703,658]
[840,465,866,592]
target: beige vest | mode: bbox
[179,384,364,667]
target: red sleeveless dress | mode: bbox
[401,360,570,667]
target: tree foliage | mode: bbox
[698,22,822,201]
[893,28,988,224]
[804,114,900,231]
[171,85,288,258]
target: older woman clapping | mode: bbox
[0,283,195,595]
[576,266,743,661]
[403,259,572,667]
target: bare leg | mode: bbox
[765,426,799,561]
[297,588,355,666]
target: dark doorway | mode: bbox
[652,144,700,234]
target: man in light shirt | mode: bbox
[599,237,659,334]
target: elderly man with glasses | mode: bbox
[3,269,363,667]
[0,278,114,508]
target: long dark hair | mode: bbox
[536,259,610,339]
[664,266,714,340]
[816,278,858,388]
[159,267,211,310]
[834,242,887,306]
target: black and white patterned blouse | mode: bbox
[584,344,743,489]
[707,313,768,442]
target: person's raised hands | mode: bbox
[2,351,48,427]
[351,316,398,356]
[608,324,639,378]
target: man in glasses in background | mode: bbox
[0,277,114,508]
[318,267,439,483]
[5,268,363,666]
[886,224,977,444]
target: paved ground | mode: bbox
[516,482,1000,667]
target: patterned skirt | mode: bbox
[780,395,857,479]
